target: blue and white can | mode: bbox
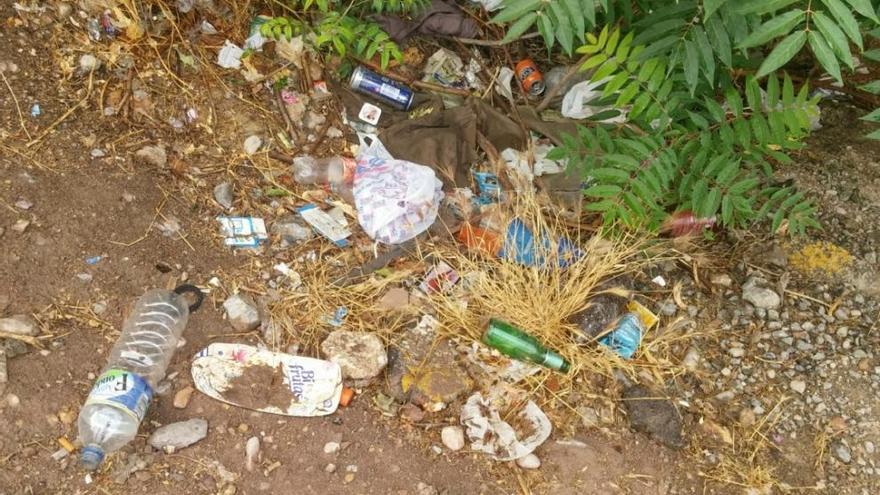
[349,66,414,111]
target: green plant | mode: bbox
[493,1,880,234]
[260,0,426,70]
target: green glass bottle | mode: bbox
[483,319,571,373]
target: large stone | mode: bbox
[223,294,261,331]
[320,331,387,380]
[622,385,684,449]
[386,315,472,405]
[741,277,781,309]
[0,315,39,336]
[148,418,208,452]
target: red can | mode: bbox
[515,58,546,97]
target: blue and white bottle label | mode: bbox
[85,369,153,421]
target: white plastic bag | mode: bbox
[353,155,444,245]
[562,78,628,123]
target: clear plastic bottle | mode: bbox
[77,285,202,470]
[291,155,355,202]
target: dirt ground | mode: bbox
[2,2,879,495]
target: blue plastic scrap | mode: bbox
[473,172,502,205]
[498,218,583,268]
[599,313,643,359]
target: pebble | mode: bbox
[5,393,20,407]
[416,482,438,495]
[134,145,167,169]
[245,436,260,471]
[865,441,875,454]
[243,135,262,155]
[0,315,38,336]
[832,441,852,464]
[742,278,781,309]
[14,200,32,210]
[728,347,746,358]
[516,453,541,469]
[323,441,340,454]
[148,418,208,452]
[682,347,701,371]
[11,219,30,233]
[320,330,387,380]
[710,273,733,287]
[173,386,194,409]
[213,182,234,209]
[223,294,261,331]
[441,426,465,451]
[790,380,807,394]
[79,54,100,72]
[324,463,336,473]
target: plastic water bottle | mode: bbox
[77,285,202,470]
[291,155,355,202]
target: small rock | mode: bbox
[223,294,261,331]
[790,379,807,394]
[416,482,438,495]
[320,330,387,380]
[739,409,756,428]
[214,182,234,209]
[622,385,684,449]
[728,347,746,358]
[326,127,343,139]
[173,386,194,409]
[324,463,336,473]
[516,453,541,469]
[11,219,30,233]
[148,418,208,452]
[5,393,20,408]
[865,441,875,455]
[441,426,465,451]
[682,347,701,371]
[245,436,260,472]
[14,200,32,210]
[76,273,93,283]
[832,441,852,464]
[111,453,155,484]
[323,441,340,454]
[92,301,108,315]
[578,406,600,429]
[710,274,733,287]
[742,278,781,309]
[57,409,76,425]
[271,217,313,246]
[135,145,167,169]
[0,315,38,336]
[399,403,425,422]
[79,54,100,73]
[343,473,355,483]
[243,135,262,155]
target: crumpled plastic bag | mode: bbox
[562,78,628,123]
[353,154,444,245]
[460,392,551,461]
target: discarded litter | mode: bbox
[85,255,102,265]
[298,204,352,248]
[325,307,349,327]
[473,171,502,205]
[419,261,460,294]
[661,210,717,237]
[30,103,40,117]
[499,218,582,268]
[217,40,244,69]
[349,66,414,111]
[599,313,644,359]
[561,79,626,122]
[358,103,382,126]
[483,318,570,373]
[514,56,545,98]
[423,48,466,89]
[291,155,355,201]
[461,392,551,461]
[217,217,269,248]
[192,343,343,416]
[353,155,444,245]
[77,285,204,470]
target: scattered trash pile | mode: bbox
[5,0,725,483]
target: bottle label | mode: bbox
[85,369,153,422]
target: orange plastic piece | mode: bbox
[339,386,355,407]
[514,58,545,96]
[457,223,502,256]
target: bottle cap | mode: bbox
[79,444,105,471]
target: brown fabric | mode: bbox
[516,106,581,146]
[377,98,527,188]
[375,0,479,43]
